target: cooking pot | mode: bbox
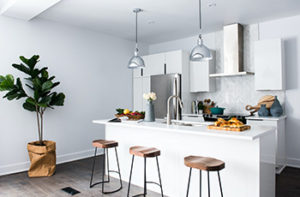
[210,107,225,115]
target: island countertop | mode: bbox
[93,119,275,141]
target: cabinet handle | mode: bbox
[141,69,143,77]
[164,63,167,75]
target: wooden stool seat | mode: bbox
[184,155,225,171]
[92,139,118,148]
[129,146,160,158]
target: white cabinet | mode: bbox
[165,50,183,74]
[133,76,150,111]
[133,68,142,78]
[190,60,215,92]
[133,77,143,111]
[142,53,165,76]
[247,116,286,174]
[254,39,285,90]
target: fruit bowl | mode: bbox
[115,108,145,121]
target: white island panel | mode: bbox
[93,120,275,197]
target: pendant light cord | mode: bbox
[135,11,138,49]
[199,0,202,31]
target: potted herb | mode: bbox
[0,55,65,177]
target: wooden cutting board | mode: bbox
[207,125,251,132]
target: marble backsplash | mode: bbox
[195,24,285,114]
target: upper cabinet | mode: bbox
[142,53,165,76]
[190,60,215,92]
[165,50,183,74]
[254,39,285,91]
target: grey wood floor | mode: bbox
[1,155,300,197]
[0,155,162,197]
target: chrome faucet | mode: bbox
[167,95,183,125]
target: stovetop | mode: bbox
[203,113,251,124]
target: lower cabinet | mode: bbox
[247,116,286,174]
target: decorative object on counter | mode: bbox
[115,108,145,120]
[245,95,275,115]
[203,99,215,114]
[0,55,66,177]
[143,92,157,122]
[258,104,270,117]
[207,117,251,132]
[210,106,225,115]
[198,101,204,114]
[270,96,283,117]
[190,0,212,61]
[128,8,145,69]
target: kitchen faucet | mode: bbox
[167,95,183,125]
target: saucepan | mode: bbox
[210,107,225,115]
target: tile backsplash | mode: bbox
[195,24,285,114]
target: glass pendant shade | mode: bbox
[190,36,212,61]
[128,50,145,69]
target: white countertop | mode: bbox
[246,115,287,121]
[93,119,275,141]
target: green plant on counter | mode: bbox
[0,55,65,145]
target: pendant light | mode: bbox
[190,0,212,61]
[128,8,145,69]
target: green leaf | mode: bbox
[26,97,36,105]
[41,69,48,79]
[23,101,36,112]
[32,78,42,89]
[0,74,15,91]
[20,55,39,70]
[12,63,31,75]
[50,92,65,106]
[42,81,53,91]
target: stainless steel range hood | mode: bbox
[210,23,254,78]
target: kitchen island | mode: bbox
[93,119,276,197]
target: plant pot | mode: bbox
[27,140,56,177]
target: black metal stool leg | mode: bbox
[143,157,147,197]
[89,147,97,188]
[207,171,210,197]
[127,155,135,197]
[115,147,123,189]
[101,148,106,193]
[186,168,192,197]
[199,170,202,197]
[217,171,223,197]
[156,156,164,197]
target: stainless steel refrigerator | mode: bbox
[150,73,181,119]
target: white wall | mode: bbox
[149,15,300,167]
[0,16,139,175]
[259,15,300,167]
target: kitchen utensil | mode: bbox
[207,124,251,132]
[210,107,225,115]
[245,95,275,115]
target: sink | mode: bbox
[157,120,205,127]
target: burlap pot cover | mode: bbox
[27,140,56,177]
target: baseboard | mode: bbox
[0,148,103,177]
[287,157,300,168]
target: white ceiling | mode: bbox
[23,0,300,43]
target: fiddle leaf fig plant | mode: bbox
[0,55,65,145]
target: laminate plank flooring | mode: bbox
[0,156,162,197]
[1,156,300,197]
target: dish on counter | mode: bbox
[207,117,251,132]
[115,108,145,120]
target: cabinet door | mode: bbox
[133,77,143,111]
[190,61,215,92]
[165,50,183,74]
[254,39,284,90]
[133,68,142,78]
[142,53,165,76]
[142,76,151,111]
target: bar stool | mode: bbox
[127,146,164,197]
[90,139,123,194]
[184,155,225,197]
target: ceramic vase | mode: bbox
[270,96,283,117]
[144,100,155,122]
[258,104,270,117]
